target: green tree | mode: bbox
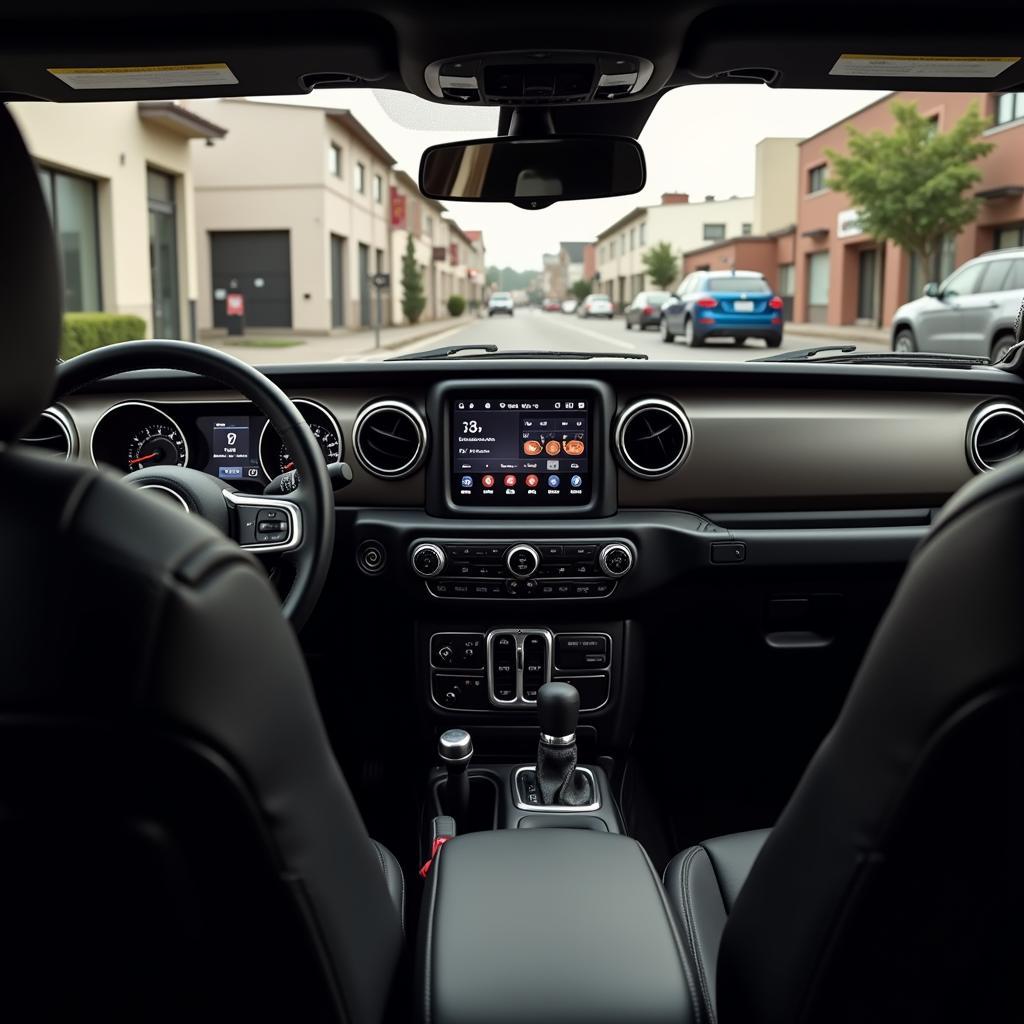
[571,279,593,302]
[641,242,679,289]
[401,235,427,324]
[447,294,466,317]
[826,101,994,279]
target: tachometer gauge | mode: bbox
[127,424,187,471]
[278,423,341,474]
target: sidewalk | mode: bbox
[785,321,890,347]
[199,316,470,365]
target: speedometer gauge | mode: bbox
[128,424,187,471]
[278,423,340,474]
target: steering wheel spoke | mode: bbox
[223,488,303,553]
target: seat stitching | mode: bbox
[680,846,716,1023]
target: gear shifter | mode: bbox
[536,682,593,806]
[438,728,473,824]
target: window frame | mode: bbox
[702,223,726,242]
[373,173,383,203]
[328,142,342,178]
[807,163,828,194]
[355,161,366,194]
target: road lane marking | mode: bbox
[542,316,638,350]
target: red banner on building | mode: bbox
[390,186,407,229]
[449,242,459,266]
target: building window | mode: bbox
[328,142,342,177]
[610,239,616,258]
[995,224,1024,249]
[356,161,366,193]
[37,166,101,312]
[426,215,433,241]
[639,223,646,246]
[629,227,636,250]
[996,93,1024,126]
[373,173,383,203]
[741,222,752,236]
[926,114,940,136]
[807,163,827,193]
[702,223,726,241]
[778,263,795,297]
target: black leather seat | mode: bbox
[0,106,404,1021]
[667,455,1024,1024]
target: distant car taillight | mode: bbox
[696,296,718,309]
[642,305,654,316]
[768,296,784,310]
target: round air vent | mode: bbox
[353,400,427,479]
[19,407,74,460]
[615,398,691,479]
[967,402,1024,472]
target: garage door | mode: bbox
[211,231,292,328]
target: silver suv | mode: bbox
[891,249,1024,361]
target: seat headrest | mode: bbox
[0,105,62,441]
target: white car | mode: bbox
[487,292,515,316]
[561,299,578,314]
[577,293,614,318]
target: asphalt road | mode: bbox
[387,307,884,362]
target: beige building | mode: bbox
[389,169,447,323]
[595,192,755,307]
[752,137,801,236]
[191,99,396,334]
[9,99,224,339]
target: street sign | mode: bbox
[372,272,391,288]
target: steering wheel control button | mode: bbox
[598,543,634,577]
[356,539,387,575]
[411,542,446,578]
[506,544,540,578]
[253,506,292,544]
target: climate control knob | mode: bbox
[598,543,634,578]
[505,544,541,579]
[411,542,446,578]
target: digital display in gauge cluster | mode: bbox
[450,396,591,507]
[197,415,263,483]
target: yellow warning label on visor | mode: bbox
[47,63,238,90]
[830,55,1020,78]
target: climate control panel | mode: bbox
[410,539,636,599]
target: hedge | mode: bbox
[61,312,147,360]
[446,294,467,317]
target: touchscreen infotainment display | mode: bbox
[450,396,591,507]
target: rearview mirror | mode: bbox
[419,135,646,209]
[923,282,940,298]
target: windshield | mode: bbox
[14,83,1022,365]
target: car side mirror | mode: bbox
[923,281,940,298]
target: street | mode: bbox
[386,307,888,362]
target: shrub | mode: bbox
[61,312,147,360]
[447,294,467,317]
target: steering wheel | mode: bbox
[54,340,335,630]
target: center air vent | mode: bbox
[353,400,427,479]
[967,402,1024,472]
[615,399,691,479]
[18,407,74,460]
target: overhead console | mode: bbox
[423,50,654,104]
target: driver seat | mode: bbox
[0,109,405,1021]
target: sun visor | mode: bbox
[678,7,1024,92]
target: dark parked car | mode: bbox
[661,270,784,347]
[624,290,671,330]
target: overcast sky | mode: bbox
[255,85,887,269]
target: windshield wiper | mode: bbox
[388,346,647,361]
[752,345,858,362]
[752,346,994,369]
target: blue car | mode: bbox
[661,270,784,348]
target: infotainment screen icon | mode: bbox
[450,396,591,508]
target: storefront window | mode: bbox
[37,166,101,312]
[995,224,1024,249]
[778,263,795,297]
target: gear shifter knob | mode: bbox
[438,729,473,825]
[537,681,580,744]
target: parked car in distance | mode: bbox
[661,270,783,347]
[487,292,515,316]
[577,293,614,318]
[891,248,1024,362]
[542,298,562,312]
[624,290,672,330]
[561,299,578,314]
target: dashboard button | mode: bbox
[356,539,387,574]
[567,543,596,559]
[412,543,446,578]
[598,543,634,577]
[539,544,563,558]
[506,544,541,579]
